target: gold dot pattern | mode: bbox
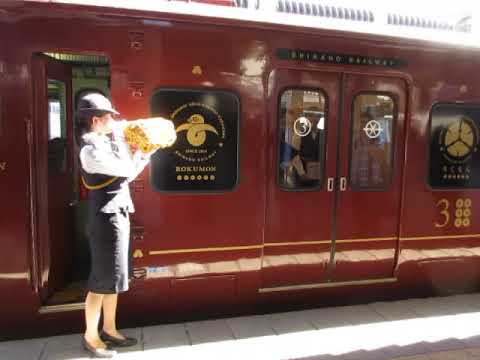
[177,174,217,182]
[454,198,472,228]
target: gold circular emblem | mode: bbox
[442,116,477,161]
[171,102,225,163]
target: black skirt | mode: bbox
[86,210,132,294]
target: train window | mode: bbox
[429,103,480,189]
[150,88,239,192]
[47,79,67,173]
[350,94,395,190]
[278,89,327,190]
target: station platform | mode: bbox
[3,292,480,360]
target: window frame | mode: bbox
[276,86,329,192]
[347,91,398,192]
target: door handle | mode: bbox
[340,177,347,191]
[327,177,334,192]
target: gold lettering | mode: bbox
[435,199,450,228]
[175,165,216,173]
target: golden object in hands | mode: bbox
[123,118,177,153]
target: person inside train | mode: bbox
[76,93,154,358]
[280,106,325,187]
[351,108,390,187]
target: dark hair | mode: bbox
[75,109,109,145]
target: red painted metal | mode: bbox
[26,0,237,8]
[263,69,340,287]
[2,1,480,339]
[333,75,407,281]
[32,54,74,301]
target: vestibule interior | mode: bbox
[43,52,111,305]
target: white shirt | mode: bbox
[80,132,150,182]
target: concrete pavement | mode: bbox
[3,293,480,359]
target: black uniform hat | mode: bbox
[77,93,119,115]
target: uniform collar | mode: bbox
[82,132,110,145]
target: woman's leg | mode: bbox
[84,291,106,348]
[102,293,126,339]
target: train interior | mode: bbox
[40,52,110,305]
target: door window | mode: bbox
[47,79,67,173]
[349,94,395,189]
[278,89,327,190]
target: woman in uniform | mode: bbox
[77,93,153,358]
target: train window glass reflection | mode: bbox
[429,104,480,189]
[350,94,395,190]
[278,89,327,190]
[47,79,67,173]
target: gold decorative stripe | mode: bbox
[81,175,119,190]
[150,238,391,255]
[148,234,480,256]
[336,236,398,243]
[400,234,480,241]
[39,302,85,314]
[265,237,396,246]
[149,245,262,255]
[259,277,397,293]
[0,272,30,280]
[264,240,331,247]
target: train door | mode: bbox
[262,69,340,287]
[332,75,406,281]
[32,54,74,302]
[262,69,406,289]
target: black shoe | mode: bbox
[82,337,117,358]
[100,330,138,347]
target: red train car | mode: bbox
[1,0,480,339]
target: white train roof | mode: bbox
[24,0,479,49]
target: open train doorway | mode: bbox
[32,52,110,307]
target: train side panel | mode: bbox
[1,2,480,338]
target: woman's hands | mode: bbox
[130,143,159,160]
